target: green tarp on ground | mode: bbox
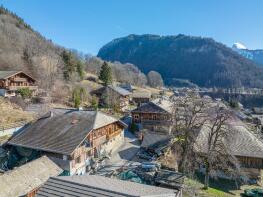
[117,170,144,184]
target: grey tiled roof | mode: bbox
[195,118,263,159]
[108,85,132,96]
[0,70,20,79]
[0,70,36,81]
[0,156,62,197]
[8,110,122,155]
[36,175,177,197]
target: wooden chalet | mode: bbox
[0,71,37,97]
[94,85,132,111]
[131,98,173,133]
[0,156,62,197]
[8,109,127,175]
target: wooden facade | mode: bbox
[132,112,171,124]
[43,121,124,175]
[89,122,124,156]
[237,156,263,169]
[0,71,37,96]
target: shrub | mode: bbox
[17,88,33,99]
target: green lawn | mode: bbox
[183,174,263,197]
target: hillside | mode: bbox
[0,6,65,86]
[98,34,263,88]
[84,56,147,86]
[0,6,146,92]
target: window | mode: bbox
[63,155,68,160]
[134,114,139,121]
[76,156,81,164]
[86,150,92,158]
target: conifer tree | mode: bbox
[99,61,112,85]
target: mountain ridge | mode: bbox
[232,43,263,66]
[98,34,263,88]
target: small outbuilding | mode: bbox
[0,156,62,197]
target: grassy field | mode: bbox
[183,174,263,197]
[0,97,35,126]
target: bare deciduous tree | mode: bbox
[170,91,210,173]
[197,105,241,189]
[147,70,164,88]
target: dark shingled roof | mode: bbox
[8,110,123,155]
[132,99,172,114]
[36,175,177,197]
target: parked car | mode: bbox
[141,161,161,171]
[136,150,156,161]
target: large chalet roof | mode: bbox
[0,156,62,197]
[8,109,125,155]
[36,175,177,197]
[195,117,263,159]
[132,98,173,114]
[0,70,36,81]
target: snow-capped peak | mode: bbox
[232,42,247,50]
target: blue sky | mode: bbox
[1,0,263,55]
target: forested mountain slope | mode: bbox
[98,34,263,88]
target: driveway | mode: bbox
[96,129,140,175]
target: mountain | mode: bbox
[232,43,263,66]
[232,42,247,50]
[98,34,263,88]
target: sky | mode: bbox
[1,0,263,55]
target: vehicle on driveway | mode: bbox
[136,150,156,161]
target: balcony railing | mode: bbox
[13,78,27,82]
[141,119,172,125]
[7,85,38,91]
[106,130,122,140]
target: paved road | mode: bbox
[96,129,140,176]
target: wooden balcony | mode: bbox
[13,78,27,82]
[141,119,172,125]
[7,85,38,91]
[106,129,122,140]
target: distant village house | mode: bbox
[131,98,173,133]
[0,71,37,97]
[94,85,132,111]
